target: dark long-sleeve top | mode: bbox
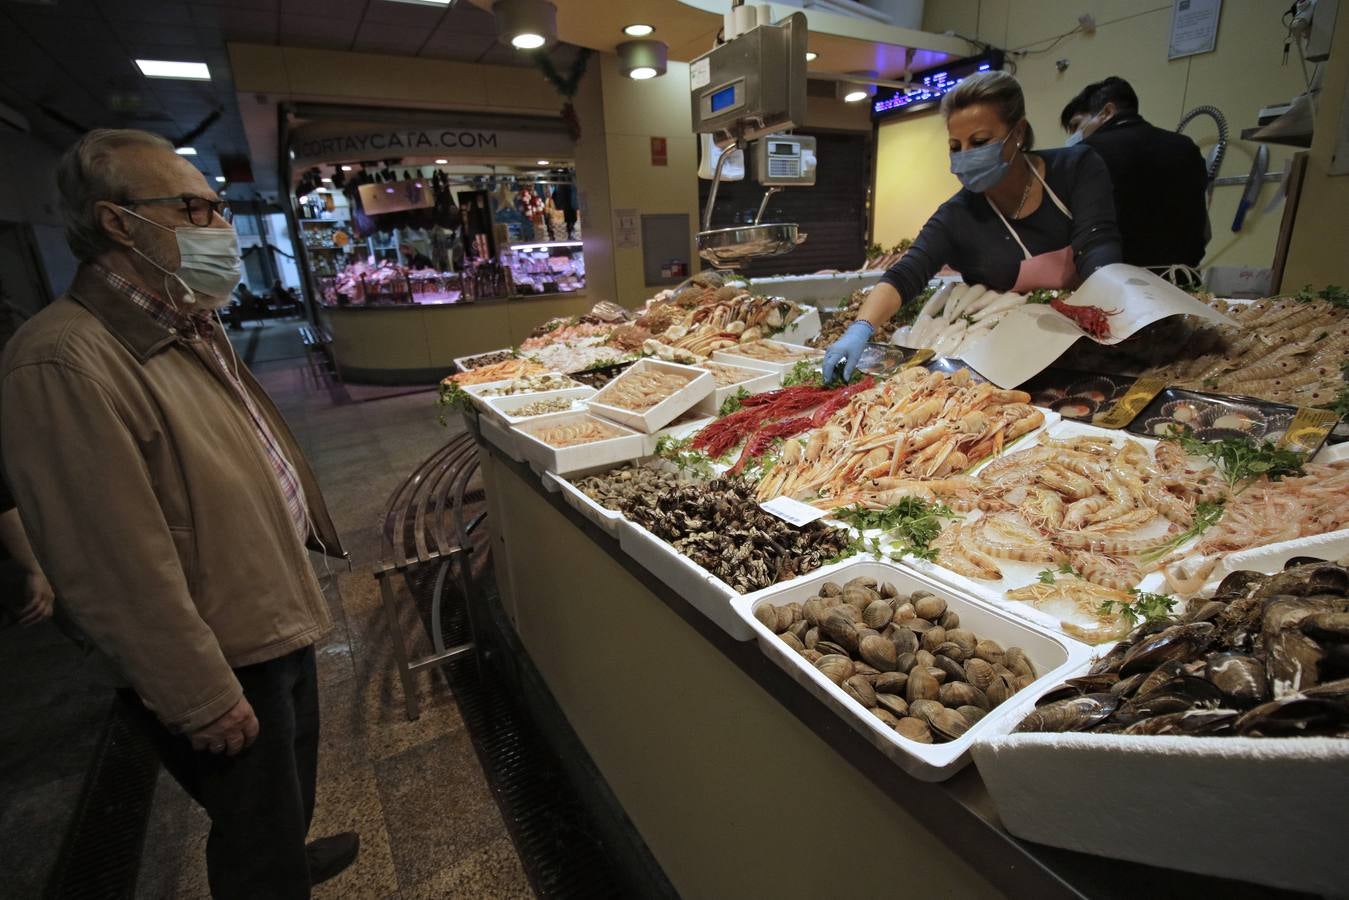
[1084,115,1208,269]
[880,145,1122,304]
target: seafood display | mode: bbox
[594,367,693,411]
[809,288,901,348]
[457,349,516,370]
[698,362,773,388]
[510,396,577,418]
[1188,460,1349,557]
[571,362,633,389]
[481,373,582,396]
[756,368,1044,505]
[526,416,629,448]
[757,578,1035,743]
[621,478,855,593]
[1016,560,1349,737]
[522,337,635,375]
[519,320,616,350]
[721,339,823,365]
[903,284,1032,357]
[1128,389,1297,443]
[445,358,548,386]
[1024,370,1133,421]
[573,464,685,511]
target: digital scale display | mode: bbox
[871,51,1004,121]
[710,85,738,113]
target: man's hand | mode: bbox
[15,569,55,626]
[189,697,260,756]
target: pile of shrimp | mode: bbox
[931,435,1225,593]
[1193,460,1349,555]
[518,321,616,350]
[755,367,1044,505]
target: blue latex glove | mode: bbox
[822,321,874,383]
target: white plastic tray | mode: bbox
[617,518,746,639]
[512,411,646,477]
[776,305,822,345]
[550,471,625,538]
[972,714,1349,894]
[712,340,824,374]
[644,410,715,456]
[734,559,1092,781]
[478,414,522,462]
[483,386,595,425]
[693,362,781,417]
[585,358,715,434]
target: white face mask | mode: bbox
[119,207,242,307]
[1064,129,1085,147]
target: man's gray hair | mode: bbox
[57,129,174,262]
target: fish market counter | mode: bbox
[321,292,593,385]
[473,431,1289,900]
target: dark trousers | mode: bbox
[121,645,320,899]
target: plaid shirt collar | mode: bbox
[92,265,216,341]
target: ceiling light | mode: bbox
[321,176,333,183]
[838,72,878,103]
[618,39,667,80]
[135,59,211,81]
[537,160,550,165]
[843,90,868,103]
[175,146,197,156]
[805,51,818,62]
[434,158,448,164]
[493,0,557,51]
[623,24,654,37]
[215,176,227,183]
[341,164,353,171]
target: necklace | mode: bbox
[1011,157,1035,218]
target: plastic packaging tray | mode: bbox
[693,362,781,417]
[453,347,516,372]
[712,339,824,374]
[775,304,822,345]
[1021,367,1136,422]
[483,386,595,425]
[1124,386,1303,446]
[585,359,715,434]
[734,559,1092,781]
[548,471,623,537]
[617,518,746,639]
[478,414,522,462]
[512,411,646,477]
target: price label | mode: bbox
[1279,407,1339,455]
[690,58,711,90]
[759,496,828,527]
[1092,376,1166,429]
[900,348,935,369]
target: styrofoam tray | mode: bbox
[453,347,516,372]
[734,559,1092,781]
[479,414,522,462]
[775,304,822,345]
[585,358,714,434]
[712,339,824,374]
[483,386,596,426]
[1136,526,1349,597]
[644,410,715,455]
[972,717,1349,894]
[617,518,746,639]
[550,471,624,537]
[693,361,781,417]
[512,411,646,477]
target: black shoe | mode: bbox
[307,832,360,886]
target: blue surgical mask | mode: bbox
[1064,129,1085,147]
[950,132,1013,194]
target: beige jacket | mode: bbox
[1,266,345,732]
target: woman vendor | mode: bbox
[824,71,1123,381]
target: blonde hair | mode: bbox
[57,129,175,261]
[941,70,1035,150]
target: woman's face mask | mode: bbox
[949,131,1016,194]
[118,207,242,307]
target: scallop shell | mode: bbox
[1032,387,1066,404]
[1142,416,1190,438]
[1262,413,1294,444]
[1049,395,1100,419]
[1066,376,1116,404]
[1160,400,1206,426]
[1194,426,1255,443]
[1203,404,1267,435]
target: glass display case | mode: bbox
[502,241,585,295]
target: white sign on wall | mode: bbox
[1168,0,1222,59]
[614,208,640,250]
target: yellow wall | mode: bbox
[1282,5,1349,288]
[874,1,1311,268]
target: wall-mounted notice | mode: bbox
[1169,0,1222,59]
[614,208,640,250]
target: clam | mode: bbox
[815,640,849,657]
[891,602,917,623]
[863,599,894,629]
[908,699,945,724]
[889,626,919,656]
[843,583,880,610]
[957,705,988,726]
[1003,646,1037,680]
[906,667,941,702]
[871,707,901,728]
[779,632,805,653]
[914,650,937,670]
[895,652,918,674]
[925,665,948,685]
[853,662,880,677]
[913,593,947,620]
[843,674,877,708]
[802,598,828,628]
[859,634,898,671]
[946,628,977,657]
[815,654,854,685]
[936,641,968,663]
[846,575,879,590]
[895,717,933,743]
[787,620,809,641]
[874,672,908,695]
[754,604,780,631]
[964,658,995,691]
[930,708,971,741]
[939,610,961,630]
[804,627,820,650]
[940,681,988,710]
[879,581,899,600]
[821,610,861,654]
[820,581,843,598]
[875,693,909,719]
[933,655,966,684]
[975,639,1005,667]
[802,649,823,663]
[986,673,1015,706]
[920,625,948,653]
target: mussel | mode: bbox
[1014,693,1119,733]
[1119,623,1215,676]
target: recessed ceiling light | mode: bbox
[629,66,658,80]
[495,0,557,51]
[175,146,197,156]
[135,59,211,80]
[435,158,448,164]
[321,176,332,183]
[843,89,869,103]
[511,32,546,49]
[623,24,654,37]
[215,176,227,183]
[805,51,818,62]
[537,160,550,165]
[341,164,353,171]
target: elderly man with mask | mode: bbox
[1,129,356,897]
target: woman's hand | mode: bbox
[822,321,874,383]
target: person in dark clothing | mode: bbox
[825,71,1122,381]
[1060,90,1091,138]
[1062,76,1209,272]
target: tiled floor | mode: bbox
[77,319,530,899]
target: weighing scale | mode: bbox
[690,11,814,268]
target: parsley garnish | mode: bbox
[783,359,823,387]
[1166,433,1305,493]
[1036,562,1078,584]
[654,435,714,477]
[1140,500,1225,563]
[834,497,958,562]
[1100,589,1177,628]
[718,387,751,417]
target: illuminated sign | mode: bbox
[871,51,1005,121]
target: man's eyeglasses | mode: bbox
[121,196,232,227]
